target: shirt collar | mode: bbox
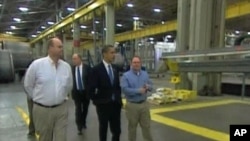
[131,68,141,76]
[47,55,60,66]
[103,60,111,68]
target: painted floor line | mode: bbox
[150,99,237,114]
[16,106,39,139]
[151,114,229,141]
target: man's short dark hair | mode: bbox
[102,45,113,54]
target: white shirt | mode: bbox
[75,63,83,90]
[103,60,113,76]
[24,56,73,106]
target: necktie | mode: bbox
[77,66,84,90]
[108,65,115,100]
[108,65,113,85]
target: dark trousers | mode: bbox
[73,90,90,131]
[27,97,35,134]
[96,102,121,141]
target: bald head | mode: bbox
[72,53,82,66]
[47,37,63,58]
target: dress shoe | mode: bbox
[78,131,82,135]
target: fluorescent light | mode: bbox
[104,28,107,31]
[167,35,172,38]
[248,32,250,35]
[41,26,46,29]
[133,17,139,20]
[19,7,29,12]
[10,26,16,29]
[127,3,134,7]
[116,24,122,27]
[31,35,37,37]
[161,21,165,24]
[80,25,87,29]
[235,30,240,34]
[47,21,54,25]
[91,31,95,34]
[37,31,41,33]
[67,7,75,11]
[149,37,154,41]
[13,18,21,22]
[154,8,161,13]
[95,21,100,24]
[6,31,13,34]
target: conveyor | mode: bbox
[161,46,250,98]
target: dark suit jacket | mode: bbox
[89,62,122,105]
[72,64,91,100]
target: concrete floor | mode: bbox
[1,77,250,141]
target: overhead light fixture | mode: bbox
[161,21,165,24]
[153,8,161,13]
[95,21,100,24]
[47,21,54,25]
[80,25,87,29]
[116,24,123,27]
[37,31,41,33]
[6,31,13,34]
[67,7,75,11]
[104,28,107,31]
[10,26,16,29]
[127,3,134,7]
[149,37,154,41]
[31,35,37,37]
[167,35,172,38]
[13,18,21,22]
[91,31,95,34]
[133,16,139,20]
[248,32,250,35]
[19,7,29,12]
[0,4,2,7]
[41,26,46,29]
[235,30,240,34]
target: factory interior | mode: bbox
[1,0,250,141]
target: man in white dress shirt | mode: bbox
[24,37,73,141]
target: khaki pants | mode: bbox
[33,101,68,141]
[125,101,153,141]
[27,98,35,134]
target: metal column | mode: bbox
[73,0,81,53]
[42,38,47,56]
[105,2,115,45]
[176,0,191,89]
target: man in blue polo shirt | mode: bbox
[121,56,153,141]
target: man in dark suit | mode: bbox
[71,53,91,135]
[89,45,122,141]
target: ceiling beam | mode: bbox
[0,34,28,42]
[81,0,250,49]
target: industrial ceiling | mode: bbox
[0,0,249,42]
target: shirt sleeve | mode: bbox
[120,74,140,96]
[146,73,153,91]
[23,62,36,99]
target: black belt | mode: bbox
[129,100,145,104]
[34,101,64,108]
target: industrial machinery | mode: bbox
[0,41,33,82]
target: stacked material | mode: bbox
[147,88,197,105]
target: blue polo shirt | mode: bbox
[121,69,153,103]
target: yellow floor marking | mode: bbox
[150,99,237,114]
[16,106,39,139]
[151,114,229,141]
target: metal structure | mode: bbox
[0,50,15,82]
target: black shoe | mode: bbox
[78,131,82,135]
[27,132,35,136]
